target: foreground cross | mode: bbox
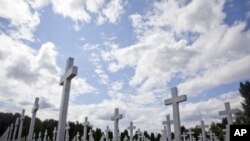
[56,57,78,141]
[164,87,187,141]
[82,117,91,141]
[27,97,39,141]
[111,108,123,141]
[127,122,136,141]
[17,109,25,141]
[162,115,173,141]
[197,120,208,141]
[219,102,239,141]
[219,102,240,125]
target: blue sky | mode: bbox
[0,0,250,132]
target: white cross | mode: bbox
[219,102,239,125]
[82,117,91,141]
[165,87,187,141]
[53,127,57,141]
[106,125,110,141]
[111,108,123,141]
[56,57,78,141]
[162,115,173,141]
[65,122,70,141]
[28,98,39,141]
[18,109,25,141]
[187,129,194,140]
[127,122,136,141]
[181,133,187,141]
[197,120,208,141]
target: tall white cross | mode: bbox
[105,126,110,141]
[28,97,39,141]
[161,126,167,141]
[8,124,13,141]
[65,122,70,141]
[127,122,136,141]
[111,108,123,141]
[53,127,57,141]
[198,133,202,141]
[197,120,208,141]
[164,87,187,141]
[17,109,25,141]
[162,115,173,141]
[187,129,194,141]
[82,117,90,141]
[12,117,19,140]
[56,57,78,141]
[76,132,80,141]
[181,133,187,141]
[43,129,48,141]
[208,130,213,141]
[219,102,239,125]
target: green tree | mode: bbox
[236,81,250,124]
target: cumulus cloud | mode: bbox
[0,33,95,118]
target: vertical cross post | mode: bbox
[187,129,194,141]
[111,108,123,141]
[65,122,70,141]
[27,97,39,141]
[12,117,19,140]
[197,120,208,141]
[56,57,78,141]
[162,115,173,141]
[82,117,90,141]
[53,127,57,141]
[105,126,110,141]
[127,122,136,141]
[164,87,187,141]
[17,109,25,141]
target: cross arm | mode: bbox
[60,66,78,85]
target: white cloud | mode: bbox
[0,0,40,41]
[0,33,95,118]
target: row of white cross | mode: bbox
[0,57,240,141]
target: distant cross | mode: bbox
[124,135,128,141]
[53,127,57,141]
[43,129,48,141]
[111,108,123,141]
[127,122,136,141]
[219,102,239,125]
[187,129,194,140]
[76,132,80,141]
[18,109,25,141]
[56,57,78,141]
[162,115,173,141]
[165,87,187,141]
[38,132,42,141]
[28,97,39,141]
[181,133,187,141]
[197,120,208,141]
[105,126,110,141]
[136,129,141,141]
[100,132,105,141]
[82,117,90,141]
[12,117,19,140]
[208,130,214,141]
[198,134,202,141]
[161,126,167,141]
[88,130,94,141]
[65,122,70,141]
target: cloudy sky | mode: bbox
[0,0,250,133]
